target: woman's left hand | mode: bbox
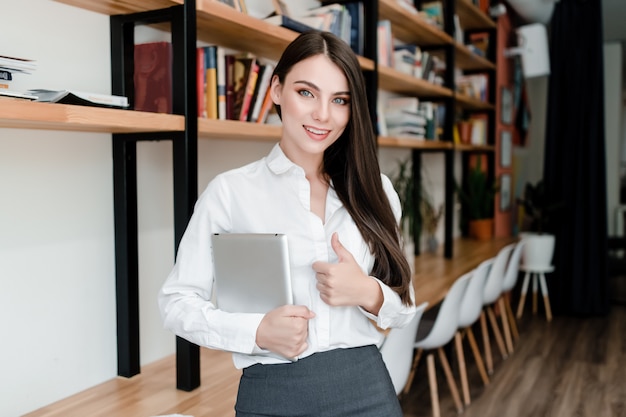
[312,233,383,314]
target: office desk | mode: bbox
[413,237,518,308]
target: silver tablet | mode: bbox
[211,233,293,314]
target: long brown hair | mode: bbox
[272,31,413,305]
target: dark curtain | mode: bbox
[543,0,609,316]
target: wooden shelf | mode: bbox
[454,43,496,71]
[54,0,175,15]
[56,0,375,71]
[456,0,496,31]
[194,0,376,69]
[456,93,495,111]
[379,0,452,46]
[198,118,281,142]
[0,100,184,133]
[378,65,453,98]
[454,143,495,152]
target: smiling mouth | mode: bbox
[305,126,330,135]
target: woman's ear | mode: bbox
[269,75,281,105]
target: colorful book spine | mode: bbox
[216,47,227,120]
[204,45,218,120]
[196,47,206,118]
[239,60,260,121]
[225,54,236,120]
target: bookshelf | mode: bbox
[0,0,500,394]
[375,0,498,257]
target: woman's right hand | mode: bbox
[255,305,315,360]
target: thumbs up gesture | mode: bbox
[312,233,383,314]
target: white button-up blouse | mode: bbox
[158,143,417,369]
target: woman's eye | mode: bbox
[333,97,349,105]
[298,89,313,97]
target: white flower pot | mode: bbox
[520,233,556,269]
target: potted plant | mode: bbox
[390,157,444,262]
[456,157,497,240]
[516,179,562,268]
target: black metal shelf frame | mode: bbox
[109,0,201,391]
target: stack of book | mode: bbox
[25,89,129,108]
[383,96,427,140]
[263,1,363,55]
[393,43,442,84]
[0,54,38,100]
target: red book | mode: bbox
[196,47,206,118]
[133,42,173,113]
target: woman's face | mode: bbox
[271,54,351,166]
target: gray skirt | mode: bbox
[235,345,403,417]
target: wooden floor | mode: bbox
[26,281,626,417]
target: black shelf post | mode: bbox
[109,0,200,391]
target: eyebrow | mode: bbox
[293,80,351,96]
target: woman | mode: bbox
[159,30,416,416]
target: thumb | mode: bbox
[331,232,351,262]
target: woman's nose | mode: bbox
[312,101,329,121]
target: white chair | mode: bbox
[481,243,515,373]
[380,301,429,395]
[455,259,493,406]
[500,240,525,342]
[403,273,472,417]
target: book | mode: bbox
[26,89,129,108]
[248,63,274,122]
[232,54,257,121]
[0,69,12,81]
[256,86,275,124]
[0,55,37,74]
[385,110,427,128]
[133,42,173,113]
[238,59,260,121]
[344,2,364,56]
[196,47,206,118]
[387,96,420,112]
[421,1,444,27]
[469,114,488,145]
[204,45,218,119]
[0,89,37,100]
[216,47,227,120]
[377,20,393,68]
[225,54,236,120]
[263,14,319,33]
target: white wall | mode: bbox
[1,2,452,415]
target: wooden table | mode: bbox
[413,237,519,309]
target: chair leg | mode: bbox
[466,326,490,387]
[498,297,514,355]
[516,272,531,319]
[426,353,440,417]
[539,273,553,322]
[403,348,423,396]
[455,331,470,406]
[437,347,464,414]
[480,311,493,374]
[504,294,519,341]
[487,306,508,360]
